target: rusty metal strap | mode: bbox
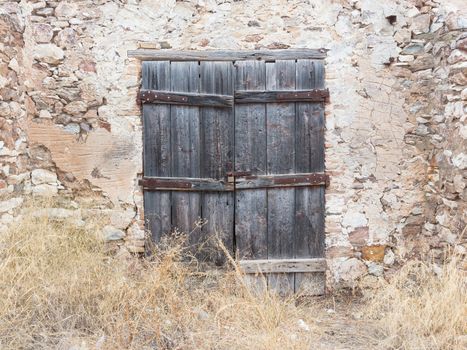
[139,89,233,107]
[234,172,329,190]
[235,89,329,103]
[139,177,234,192]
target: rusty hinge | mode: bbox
[140,90,188,104]
[226,171,253,183]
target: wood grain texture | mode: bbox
[294,59,326,295]
[265,60,296,294]
[128,49,327,61]
[142,61,171,242]
[234,60,267,260]
[199,61,235,263]
[170,62,201,242]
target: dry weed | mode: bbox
[364,249,467,350]
[0,206,322,350]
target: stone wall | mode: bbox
[0,0,465,290]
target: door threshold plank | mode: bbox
[239,258,326,274]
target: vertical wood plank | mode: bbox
[266,60,296,295]
[294,59,326,294]
[142,61,171,242]
[234,60,267,260]
[199,61,235,264]
[170,62,201,244]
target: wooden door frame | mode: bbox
[136,50,329,294]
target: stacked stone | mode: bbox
[0,3,28,232]
[29,1,100,135]
[391,0,466,262]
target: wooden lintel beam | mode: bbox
[235,89,329,103]
[140,89,233,107]
[128,49,327,61]
[239,258,326,274]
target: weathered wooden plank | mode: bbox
[234,89,329,103]
[200,61,235,264]
[170,62,201,241]
[140,89,233,107]
[234,172,328,189]
[139,176,234,191]
[239,258,326,274]
[128,49,327,61]
[142,61,171,243]
[294,59,326,295]
[265,60,296,295]
[234,60,267,262]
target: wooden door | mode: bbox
[141,61,235,264]
[140,53,328,294]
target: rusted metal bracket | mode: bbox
[276,89,329,101]
[225,172,330,190]
[139,89,233,107]
[139,177,234,192]
[235,89,329,103]
[140,173,329,192]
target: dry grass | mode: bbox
[364,250,467,350]
[0,203,465,349]
[0,208,322,350]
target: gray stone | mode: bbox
[430,21,444,33]
[33,23,53,43]
[411,14,431,34]
[8,58,19,73]
[0,102,11,117]
[383,249,395,265]
[63,123,81,134]
[459,125,467,140]
[342,211,367,229]
[31,169,57,185]
[337,258,367,282]
[446,13,467,31]
[394,29,411,45]
[55,28,77,48]
[366,262,384,277]
[447,49,467,65]
[39,110,52,119]
[35,7,54,16]
[102,225,125,241]
[452,153,467,170]
[54,2,78,18]
[410,55,434,72]
[0,198,23,213]
[399,55,414,62]
[32,184,58,196]
[401,43,425,55]
[461,88,467,100]
[64,101,87,115]
[33,44,64,65]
